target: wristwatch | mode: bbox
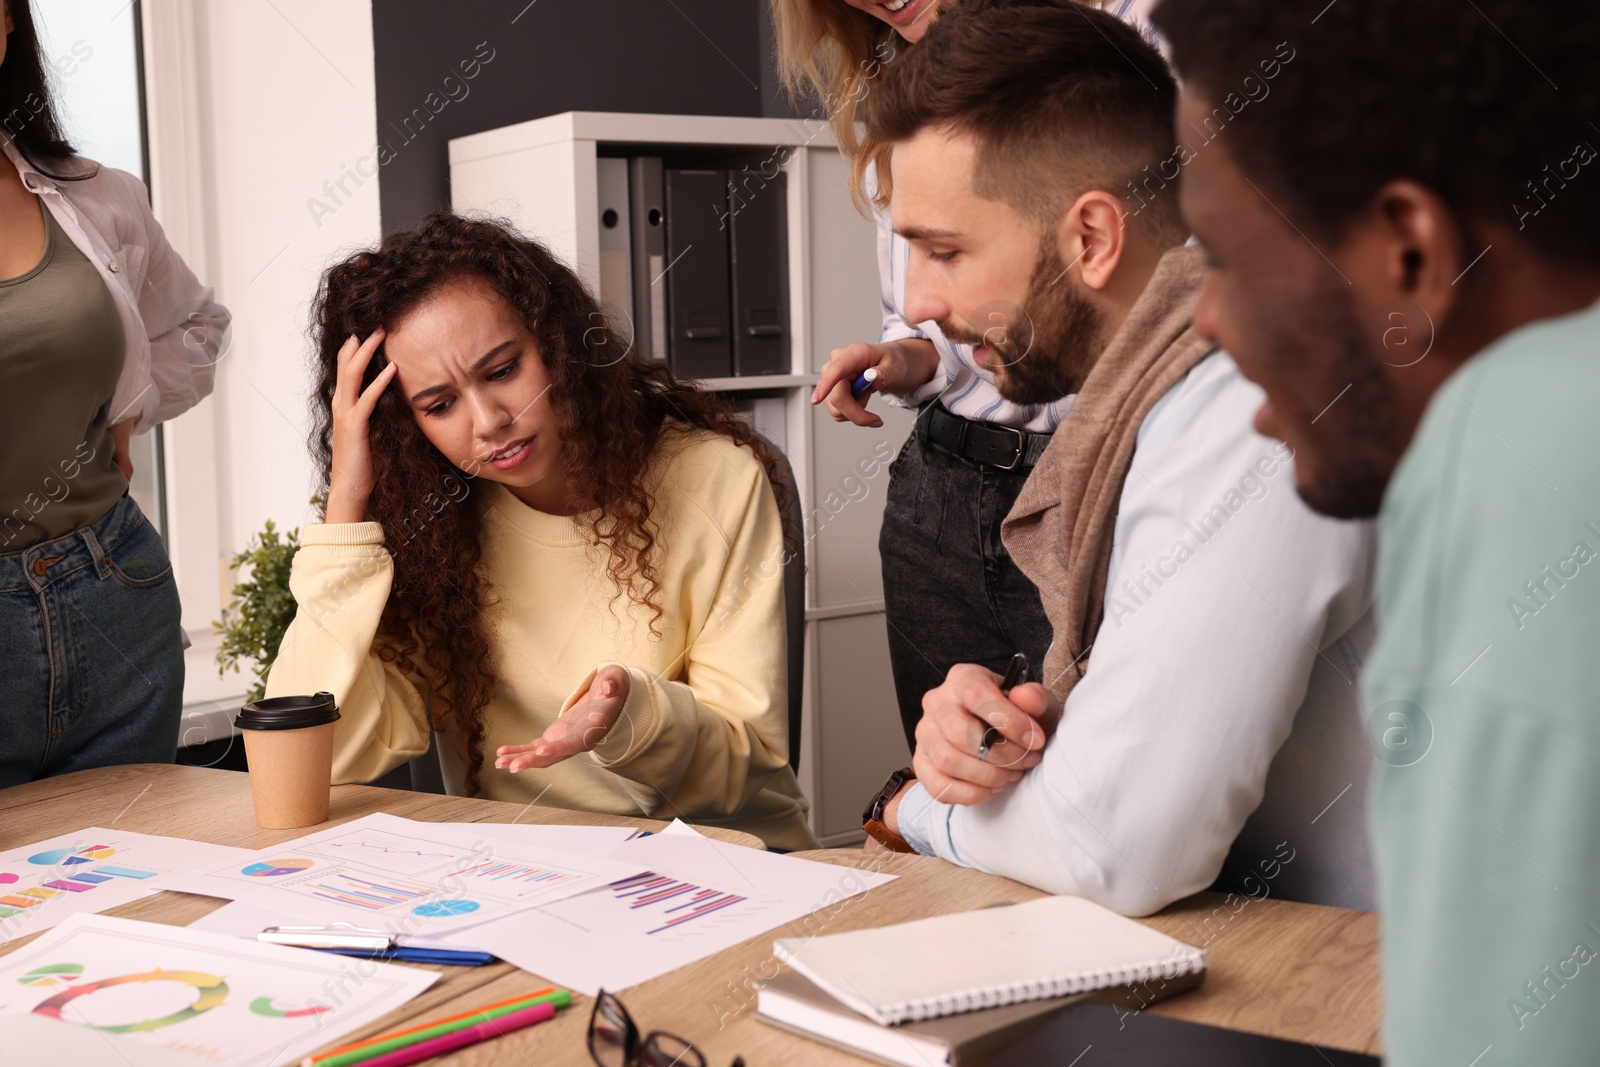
[862,766,917,853]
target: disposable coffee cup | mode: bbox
[235,692,341,829]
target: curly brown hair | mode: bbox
[309,212,787,795]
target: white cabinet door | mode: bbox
[813,613,914,841]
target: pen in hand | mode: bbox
[851,367,879,398]
[978,652,1030,762]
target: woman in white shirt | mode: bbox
[0,0,228,787]
[770,0,1060,751]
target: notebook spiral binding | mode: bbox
[883,950,1207,1025]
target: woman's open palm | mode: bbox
[494,665,631,771]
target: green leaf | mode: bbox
[214,519,301,703]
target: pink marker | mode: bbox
[350,1000,557,1067]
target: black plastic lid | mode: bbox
[235,692,341,731]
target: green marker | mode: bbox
[311,989,571,1067]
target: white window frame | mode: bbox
[140,0,241,740]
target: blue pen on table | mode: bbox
[324,945,496,966]
[978,652,1031,762]
[259,924,496,966]
[851,367,879,398]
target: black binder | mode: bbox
[627,156,667,362]
[729,171,790,376]
[663,168,733,379]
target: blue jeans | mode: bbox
[0,494,184,787]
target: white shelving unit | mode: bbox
[696,373,815,392]
[450,112,918,844]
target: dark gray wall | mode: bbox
[372,0,798,232]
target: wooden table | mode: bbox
[0,765,1382,1064]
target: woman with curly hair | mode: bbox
[264,212,817,851]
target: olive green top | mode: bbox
[0,200,127,551]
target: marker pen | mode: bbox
[979,652,1031,761]
[851,367,880,398]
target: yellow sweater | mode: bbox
[266,428,817,851]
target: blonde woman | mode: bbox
[772,0,1061,753]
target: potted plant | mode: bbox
[214,520,300,702]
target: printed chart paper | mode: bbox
[10,1013,194,1065]
[458,824,897,993]
[155,813,644,934]
[188,900,486,954]
[0,913,436,1067]
[0,829,249,943]
[426,822,639,855]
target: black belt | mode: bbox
[922,403,1053,471]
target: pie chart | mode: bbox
[241,859,314,877]
[412,899,480,918]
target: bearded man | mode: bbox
[855,0,1376,916]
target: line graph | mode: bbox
[609,872,747,935]
[310,831,466,876]
[324,841,460,862]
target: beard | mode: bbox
[1279,280,1403,520]
[939,237,1109,405]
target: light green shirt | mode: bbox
[1365,295,1600,1066]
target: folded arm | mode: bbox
[897,361,1373,913]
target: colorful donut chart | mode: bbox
[32,968,229,1033]
[18,963,84,987]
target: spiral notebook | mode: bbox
[772,895,1208,1027]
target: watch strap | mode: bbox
[863,816,915,853]
[863,766,917,853]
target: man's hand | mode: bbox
[912,663,1062,806]
[812,338,940,427]
[862,778,917,851]
[494,665,630,771]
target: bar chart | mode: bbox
[609,871,748,935]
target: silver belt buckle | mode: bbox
[993,425,1026,470]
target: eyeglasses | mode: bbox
[588,989,744,1067]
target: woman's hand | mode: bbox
[811,338,940,428]
[109,421,134,480]
[324,331,395,525]
[494,665,632,772]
